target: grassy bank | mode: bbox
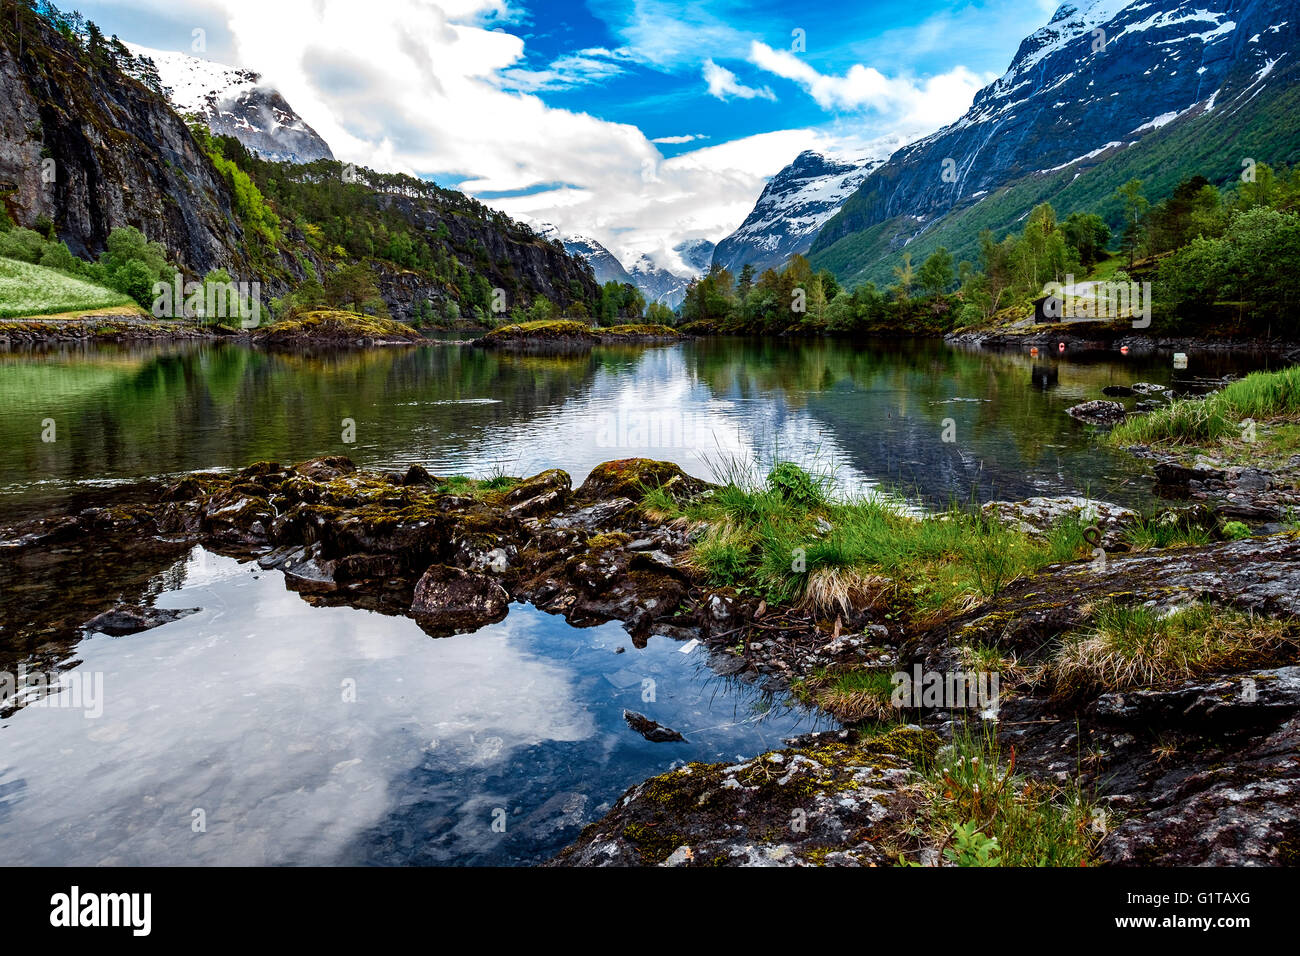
[645,461,1098,622]
[1108,365,1300,447]
[902,726,1103,867]
[0,257,136,318]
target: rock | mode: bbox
[82,605,199,636]
[1101,385,1136,397]
[981,496,1137,549]
[411,566,510,637]
[1065,400,1126,425]
[551,728,939,866]
[1154,461,1225,484]
[503,469,571,517]
[548,498,637,531]
[402,464,436,486]
[296,456,357,481]
[622,710,686,743]
[1131,382,1169,395]
[576,459,708,505]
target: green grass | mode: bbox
[904,726,1102,867]
[1122,515,1212,551]
[792,668,899,723]
[1048,601,1298,696]
[1109,365,1300,446]
[650,460,1094,620]
[0,256,134,318]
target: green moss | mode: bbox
[255,310,424,344]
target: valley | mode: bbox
[0,0,1298,882]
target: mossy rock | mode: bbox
[253,311,424,347]
[576,458,708,504]
[478,320,597,352]
[551,727,939,867]
[596,324,685,342]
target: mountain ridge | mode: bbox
[809,0,1299,286]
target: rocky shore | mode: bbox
[4,443,1298,866]
[946,324,1300,360]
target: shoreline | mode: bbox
[4,440,1298,866]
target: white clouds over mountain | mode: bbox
[748,42,994,128]
[97,0,993,268]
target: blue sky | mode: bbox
[72,0,1059,266]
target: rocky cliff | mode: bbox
[0,7,251,276]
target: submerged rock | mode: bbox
[623,710,686,742]
[1065,400,1126,425]
[82,605,199,636]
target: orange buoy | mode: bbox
[1029,346,1039,356]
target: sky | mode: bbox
[74,0,1061,272]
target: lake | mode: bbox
[0,336,1281,864]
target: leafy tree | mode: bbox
[1061,212,1111,268]
[1115,179,1149,266]
[917,247,955,297]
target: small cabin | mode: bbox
[1032,294,1061,324]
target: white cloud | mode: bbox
[145,0,810,268]
[702,58,776,101]
[100,0,982,272]
[748,41,993,129]
[651,133,708,144]
[499,47,634,92]
[497,128,842,272]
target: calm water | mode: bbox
[0,337,1282,521]
[0,337,1282,865]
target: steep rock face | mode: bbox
[714,149,886,275]
[0,14,250,276]
[376,197,600,312]
[811,0,1298,272]
[127,44,335,165]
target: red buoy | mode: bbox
[1058,342,1066,352]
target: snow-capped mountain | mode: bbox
[629,254,693,309]
[712,149,891,274]
[537,224,633,286]
[674,237,717,274]
[537,223,708,309]
[812,0,1298,271]
[128,44,334,164]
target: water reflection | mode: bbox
[0,549,828,865]
[0,338,1283,520]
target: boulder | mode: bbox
[296,456,357,481]
[981,496,1137,549]
[411,565,510,637]
[1065,400,1126,425]
[576,459,707,505]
